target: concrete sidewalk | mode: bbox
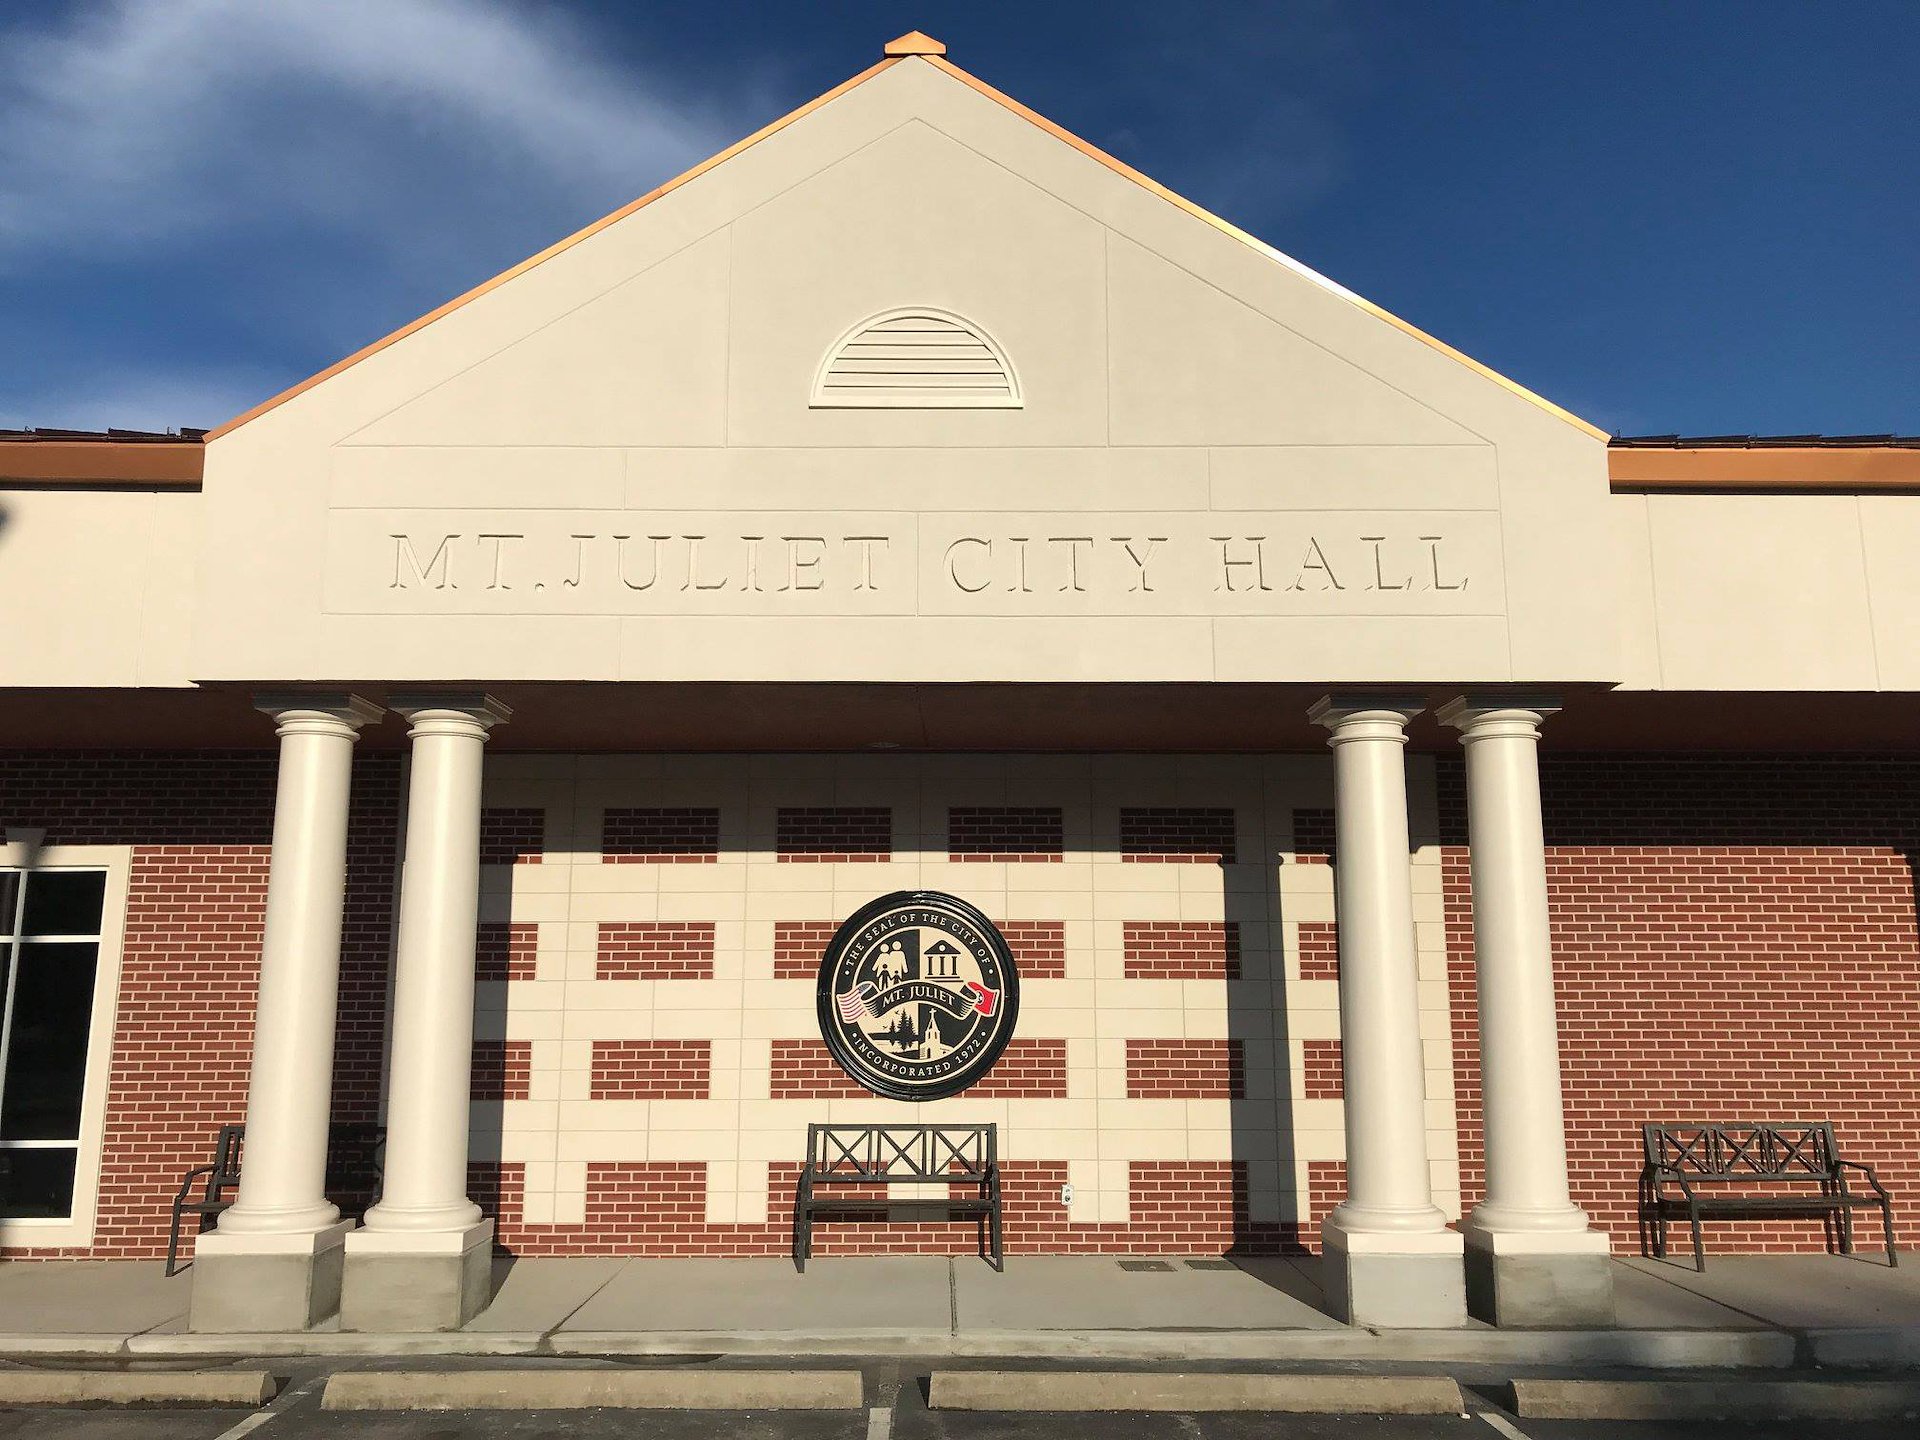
[1,1252,1916,1368]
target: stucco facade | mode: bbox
[2,33,1915,1334]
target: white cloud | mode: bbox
[0,0,738,265]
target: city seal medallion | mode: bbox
[816,891,1021,1101]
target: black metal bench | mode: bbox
[794,1123,1002,1273]
[1640,1121,1897,1271]
[165,1122,387,1276]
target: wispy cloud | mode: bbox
[0,0,735,267]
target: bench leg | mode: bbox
[1688,1203,1706,1273]
[1839,1204,1856,1256]
[165,1207,186,1278]
[1884,1201,1898,1267]
[990,1202,1004,1272]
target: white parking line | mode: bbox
[866,1403,893,1440]
[1479,1413,1534,1440]
[210,1376,321,1440]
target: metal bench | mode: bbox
[1640,1121,1897,1271]
[165,1122,387,1276]
[794,1123,1002,1273]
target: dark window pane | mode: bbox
[1,942,98,1140]
[20,872,105,938]
[0,1146,77,1219]
[0,872,19,936]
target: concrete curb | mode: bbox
[931,1370,1464,1414]
[320,1368,864,1411]
[0,1371,275,1406]
[1510,1378,1920,1421]
[19,1324,1809,1368]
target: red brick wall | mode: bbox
[773,920,838,980]
[0,751,400,1259]
[1303,1039,1343,1100]
[999,919,1067,980]
[1443,755,1920,1257]
[589,1040,712,1100]
[1123,921,1242,979]
[479,807,544,865]
[471,1040,532,1102]
[776,807,891,863]
[1119,807,1237,864]
[1291,807,1335,863]
[476,921,537,982]
[1126,1039,1246,1099]
[478,1157,1340,1258]
[602,808,718,863]
[948,807,1064,862]
[1297,921,1339,980]
[596,922,716,980]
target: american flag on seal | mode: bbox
[836,981,878,1023]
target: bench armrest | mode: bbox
[171,1164,216,1206]
[1836,1160,1891,1198]
[1642,1164,1696,1201]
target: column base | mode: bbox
[187,1219,355,1332]
[1319,1223,1466,1328]
[1462,1225,1615,1328]
[340,1220,495,1332]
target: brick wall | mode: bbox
[776,807,892,863]
[1297,921,1339,980]
[1119,807,1237,864]
[948,807,1064,862]
[479,807,544,866]
[589,1040,713,1100]
[471,1039,532,1102]
[476,921,537,982]
[1443,755,1920,1256]
[1303,1039,1343,1100]
[774,917,1066,980]
[602,808,719,863]
[769,1038,1068,1100]
[1126,1039,1246,1099]
[1123,921,1242,979]
[595,922,716,980]
[0,751,400,1259]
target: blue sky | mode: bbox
[2,1,1914,437]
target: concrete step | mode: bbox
[930,1370,1464,1413]
[0,1371,275,1406]
[320,1368,864,1410]
[1510,1378,1920,1420]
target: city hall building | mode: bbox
[2,33,1915,1333]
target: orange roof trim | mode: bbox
[1609,444,1920,491]
[210,35,1613,445]
[0,436,205,487]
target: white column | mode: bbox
[1308,697,1464,1327]
[217,695,382,1234]
[1438,696,1612,1326]
[359,694,509,1235]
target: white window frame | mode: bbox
[0,843,130,1250]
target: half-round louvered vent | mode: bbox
[811,308,1022,409]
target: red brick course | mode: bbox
[471,1039,532,1102]
[589,1040,712,1100]
[998,919,1067,980]
[776,807,891,863]
[478,1157,1340,1257]
[602,808,719,864]
[1291,807,1335,864]
[1123,921,1241,980]
[948,807,1064,862]
[476,921,537,982]
[1442,756,1920,1257]
[772,920,839,980]
[595,922,716,980]
[1126,1039,1246,1100]
[1303,1039,1343,1100]
[1297,922,1340,980]
[770,1038,1068,1099]
[479,807,544,865]
[1119,807,1237,864]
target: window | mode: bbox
[0,868,108,1220]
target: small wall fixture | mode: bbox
[811,307,1022,409]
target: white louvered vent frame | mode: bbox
[811,308,1022,409]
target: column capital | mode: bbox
[388,692,512,739]
[1436,694,1561,740]
[1308,695,1424,742]
[253,693,384,739]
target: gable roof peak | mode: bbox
[883,31,946,57]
